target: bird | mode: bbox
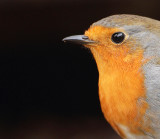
[62,14,160,139]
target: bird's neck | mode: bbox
[90,47,150,137]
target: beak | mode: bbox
[62,35,95,45]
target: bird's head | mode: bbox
[63,14,160,70]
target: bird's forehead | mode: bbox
[92,14,148,27]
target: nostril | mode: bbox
[82,36,89,40]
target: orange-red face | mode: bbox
[84,26,131,59]
[84,25,146,70]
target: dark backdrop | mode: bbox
[0,0,159,139]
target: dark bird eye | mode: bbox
[111,32,125,44]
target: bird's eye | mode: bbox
[111,32,125,44]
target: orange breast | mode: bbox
[91,46,150,137]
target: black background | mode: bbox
[0,0,159,138]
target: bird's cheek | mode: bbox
[100,42,115,50]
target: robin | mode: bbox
[63,14,160,139]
